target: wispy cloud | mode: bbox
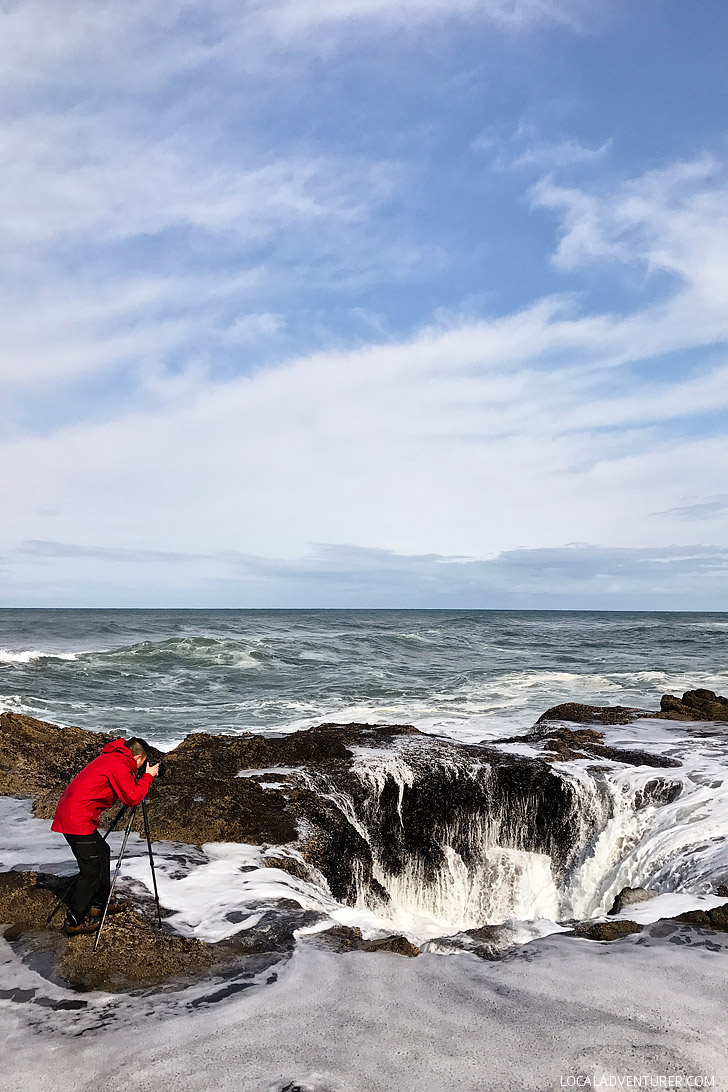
[654,497,728,522]
[531,157,728,307]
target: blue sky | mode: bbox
[2,0,727,608]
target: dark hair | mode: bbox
[125,737,150,760]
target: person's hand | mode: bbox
[146,762,160,778]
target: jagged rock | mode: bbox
[657,689,728,722]
[673,901,728,932]
[716,883,728,898]
[608,887,658,915]
[537,689,728,726]
[312,924,364,952]
[0,711,628,909]
[537,703,647,726]
[632,778,683,809]
[310,924,418,956]
[362,934,419,957]
[262,855,314,882]
[506,723,681,770]
[571,919,643,941]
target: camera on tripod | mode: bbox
[142,745,167,779]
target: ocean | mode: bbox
[2,608,727,745]
[2,609,727,1090]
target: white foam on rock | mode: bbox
[610,891,727,925]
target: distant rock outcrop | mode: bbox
[657,689,728,722]
[536,689,728,726]
[536,703,645,726]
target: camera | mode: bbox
[127,736,168,780]
[143,745,168,779]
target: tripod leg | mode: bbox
[45,873,78,925]
[103,803,128,839]
[93,806,137,952]
[141,798,162,929]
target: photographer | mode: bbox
[51,737,159,935]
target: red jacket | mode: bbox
[51,739,154,835]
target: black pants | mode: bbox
[63,832,111,922]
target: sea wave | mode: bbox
[0,649,79,665]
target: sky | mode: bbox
[2,0,728,609]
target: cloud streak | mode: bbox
[5,541,728,609]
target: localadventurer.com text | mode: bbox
[560,1078,716,1088]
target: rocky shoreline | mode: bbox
[1,689,727,992]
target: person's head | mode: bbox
[125,737,149,770]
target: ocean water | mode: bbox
[2,609,728,1089]
[1,608,727,745]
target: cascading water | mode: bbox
[301,738,692,935]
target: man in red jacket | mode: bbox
[52,737,160,935]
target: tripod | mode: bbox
[45,800,129,927]
[93,798,162,951]
[46,800,163,949]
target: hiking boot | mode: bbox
[63,915,100,937]
[90,899,130,917]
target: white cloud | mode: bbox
[2,155,728,583]
[0,0,586,98]
[2,282,727,577]
[0,112,387,247]
[531,157,728,314]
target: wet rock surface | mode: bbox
[608,887,658,915]
[0,870,213,990]
[536,703,647,726]
[537,688,728,725]
[673,902,728,932]
[504,723,681,769]
[312,925,420,957]
[570,919,644,941]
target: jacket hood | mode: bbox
[101,738,136,769]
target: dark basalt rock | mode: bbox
[537,703,647,726]
[570,919,643,941]
[309,924,419,957]
[673,901,728,932]
[537,688,728,726]
[505,723,681,770]
[341,740,606,889]
[608,887,658,915]
[657,689,728,722]
[363,934,419,957]
[632,778,683,809]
